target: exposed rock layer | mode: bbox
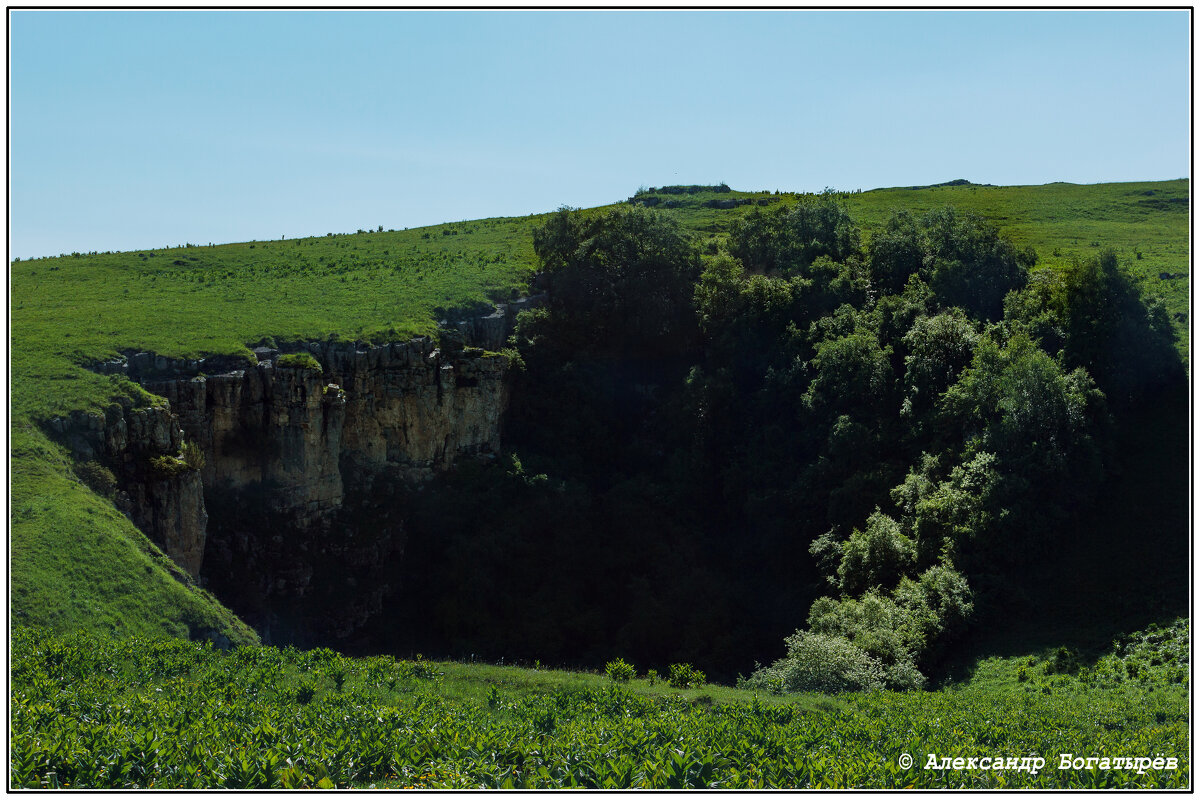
[56,329,512,642]
[50,404,208,577]
[143,337,508,519]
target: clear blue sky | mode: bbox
[9,9,1191,259]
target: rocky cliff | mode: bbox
[59,328,513,644]
[50,402,209,578]
[140,336,508,506]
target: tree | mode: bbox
[728,195,860,276]
[803,329,894,422]
[922,207,1033,321]
[939,334,1107,563]
[836,511,917,594]
[531,205,701,358]
[867,210,924,295]
[907,451,1001,567]
[900,310,979,437]
[1006,249,1182,406]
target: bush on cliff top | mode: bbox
[276,352,323,372]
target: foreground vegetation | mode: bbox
[10,623,1187,789]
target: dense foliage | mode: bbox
[10,626,1187,789]
[385,196,1183,689]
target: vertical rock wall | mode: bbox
[143,337,508,516]
[49,403,208,577]
[58,335,510,641]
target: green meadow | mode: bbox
[10,620,1188,789]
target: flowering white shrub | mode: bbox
[745,631,885,694]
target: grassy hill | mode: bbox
[11,427,257,647]
[9,178,1189,649]
[11,178,1188,423]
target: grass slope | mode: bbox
[9,179,1189,647]
[11,217,542,422]
[10,424,257,646]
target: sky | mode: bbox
[8,9,1191,259]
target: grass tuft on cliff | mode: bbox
[275,352,323,372]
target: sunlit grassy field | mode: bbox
[10,623,1188,789]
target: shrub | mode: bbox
[74,460,117,498]
[276,352,322,372]
[149,455,190,477]
[808,591,910,668]
[747,631,885,694]
[836,512,916,594]
[1044,647,1081,676]
[646,669,658,686]
[605,658,636,683]
[498,346,525,372]
[180,441,205,471]
[884,659,926,691]
[667,663,706,689]
[893,564,974,657]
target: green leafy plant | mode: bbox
[180,441,205,471]
[7,625,1189,790]
[605,658,636,683]
[667,663,706,689]
[326,663,348,691]
[149,455,191,477]
[291,680,317,705]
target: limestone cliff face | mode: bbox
[146,363,348,523]
[71,334,510,643]
[142,337,508,519]
[49,403,208,577]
